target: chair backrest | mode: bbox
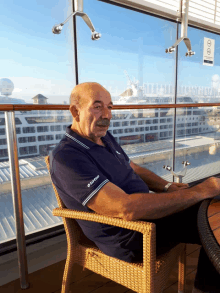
[45,155,66,209]
[45,155,91,246]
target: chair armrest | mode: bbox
[53,208,157,267]
[53,207,155,235]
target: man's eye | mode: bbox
[95,106,100,109]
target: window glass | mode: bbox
[111,109,175,182]
[0,0,74,248]
[0,110,71,246]
[173,106,220,183]
[56,134,63,140]
[51,125,62,131]
[15,110,70,158]
[2,0,220,249]
[37,126,49,133]
[0,0,75,105]
[178,25,220,104]
[77,0,176,105]
[18,136,36,143]
[23,127,35,134]
[0,149,8,158]
[175,25,220,182]
[0,139,7,145]
[0,129,5,136]
[76,0,177,179]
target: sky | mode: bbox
[1,0,220,104]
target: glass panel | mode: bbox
[173,106,220,183]
[15,110,71,158]
[0,109,71,245]
[0,0,75,104]
[177,25,220,103]
[77,0,176,104]
[0,115,11,245]
[0,117,8,161]
[111,108,174,182]
[176,24,220,182]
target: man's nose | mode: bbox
[101,107,111,118]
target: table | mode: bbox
[197,195,220,274]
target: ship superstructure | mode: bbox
[111,73,216,145]
[0,82,72,161]
[0,77,217,160]
[109,99,214,145]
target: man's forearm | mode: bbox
[124,178,219,221]
[134,164,168,192]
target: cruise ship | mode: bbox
[0,77,217,161]
[109,74,217,145]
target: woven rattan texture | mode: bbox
[45,155,186,293]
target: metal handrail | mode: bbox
[1,102,220,111]
[5,112,29,289]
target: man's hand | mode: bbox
[167,182,189,192]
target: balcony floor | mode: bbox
[0,244,201,293]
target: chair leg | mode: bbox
[61,247,76,293]
[178,244,186,293]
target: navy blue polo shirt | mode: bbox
[50,125,149,263]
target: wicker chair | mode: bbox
[45,155,186,293]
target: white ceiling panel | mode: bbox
[107,0,220,33]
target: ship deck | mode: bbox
[0,243,200,293]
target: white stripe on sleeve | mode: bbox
[82,179,109,206]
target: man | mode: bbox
[50,82,220,293]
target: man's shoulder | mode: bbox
[50,137,87,167]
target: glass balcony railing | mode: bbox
[174,106,220,183]
[0,102,220,248]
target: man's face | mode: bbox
[77,86,113,142]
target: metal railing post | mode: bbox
[5,111,29,289]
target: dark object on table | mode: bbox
[197,198,220,275]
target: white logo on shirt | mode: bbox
[116,151,121,154]
[87,175,99,187]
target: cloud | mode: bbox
[33,84,48,90]
[212,74,220,82]
[6,76,74,96]
[212,74,220,89]
[13,88,23,92]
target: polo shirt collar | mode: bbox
[65,125,110,150]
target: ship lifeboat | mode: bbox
[119,135,141,145]
[145,134,157,141]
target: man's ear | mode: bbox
[69,105,80,122]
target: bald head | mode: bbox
[69,82,113,145]
[70,82,110,109]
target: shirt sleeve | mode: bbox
[50,149,109,207]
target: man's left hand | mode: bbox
[167,182,189,192]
